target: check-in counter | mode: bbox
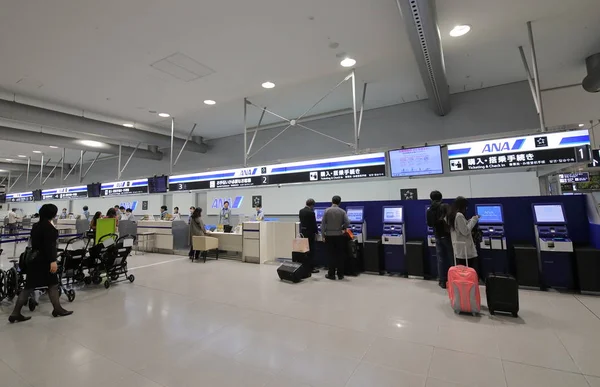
[211,231,243,254]
[55,219,79,240]
[137,220,175,252]
[242,221,298,264]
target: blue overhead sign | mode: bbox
[169,152,386,191]
[42,185,87,200]
[6,192,33,203]
[448,130,590,171]
[101,179,148,196]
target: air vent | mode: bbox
[151,52,215,82]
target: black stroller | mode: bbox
[87,234,136,289]
[58,235,93,287]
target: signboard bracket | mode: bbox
[43,156,64,185]
[526,21,546,132]
[81,152,102,182]
[119,142,141,179]
[243,71,357,163]
[64,151,85,181]
[8,173,22,192]
[518,46,540,115]
[28,156,51,187]
[173,123,197,166]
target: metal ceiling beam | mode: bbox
[0,99,208,153]
[0,161,57,174]
[396,0,450,116]
[0,125,162,160]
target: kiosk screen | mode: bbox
[476,205,503,224]
[346,207,364,223]
[383,207,403,223]
[533,204,566,224]
[315,208,327,222]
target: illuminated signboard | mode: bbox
[169,152,386,191]
[6,192,33,202]
[559,172,590,183]
[42,185,88,200]
[448,130,590,172]
[211,196,244,209]
[101,179,148,196]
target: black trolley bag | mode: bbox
[291,251,311,279]
[486,273,519,317]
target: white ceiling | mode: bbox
[0,0,599,147]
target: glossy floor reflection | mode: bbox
[1,254,600,387]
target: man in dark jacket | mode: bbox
[426,190,454,289]
[299,198,319,273]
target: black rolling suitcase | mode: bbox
[277,262,306,283]
[486,273,519,317]
[291,251,311,279]
[345,239,361,276]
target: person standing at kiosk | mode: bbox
[448,197,480,273]
[299,198,319,274]
[426,191,453,289]
[322,195,350,280]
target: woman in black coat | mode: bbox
[9,204,73,323]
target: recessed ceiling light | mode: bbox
[32,150,42,154]
[158,113,170,118]
[578,124,585,127]
[204,100,216,105]
[340,58,356,67]
[79,140,106,148]
[449,24,471,37]
[49,146,58,149]
[123,123,134,128]
[18,155,27,158]
[262,81,275,89]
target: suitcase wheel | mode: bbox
[489,309,495,315]
[512,312,518,318]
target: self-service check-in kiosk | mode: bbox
[476,204,509,278]
[533,203,574,289]
[382,206,406,274]
[314,207,328,268]
[426,207,438,279]
[346,207,366,243]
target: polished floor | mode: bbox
[1,253,600,387]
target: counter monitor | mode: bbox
[475,204,504,224]
[32,189,43,202]
[87,183,101,198]
[533,204,566,224]
[315,208,327,222]
[383,206,403,223]
[346,207,364,223]
[389,145,443,177]
[148,175,168,194]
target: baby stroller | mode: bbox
[101,234,136,289]
[86,233,118,286]
[58,235,92,288]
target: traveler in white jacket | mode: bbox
[448,197,480,272]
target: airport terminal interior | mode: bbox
[1,0,600,386]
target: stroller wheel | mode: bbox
[128,274,135,283]
[28,298,37,311]
[67,290,76,302]
[104,280,111,289]
[84,276,92,285]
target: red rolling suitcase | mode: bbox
[447,258,481,315]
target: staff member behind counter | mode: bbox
[219,201,232,232]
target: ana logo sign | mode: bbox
[120,201,138,211]
[211,196,244,209]
[239,169,254,176]
[481,138,524,153]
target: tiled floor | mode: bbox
[1,253,600,387]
